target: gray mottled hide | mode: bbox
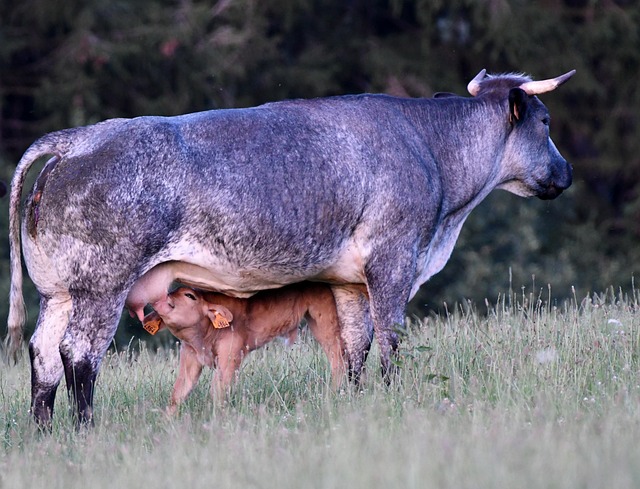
[8,71,573,426]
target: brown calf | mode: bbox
[144,283,347,414]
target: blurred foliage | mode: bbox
[1,0,639,346]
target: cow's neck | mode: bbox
[409,98,509,296]
[425,98,507,218]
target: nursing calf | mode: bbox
[144,283,347,414]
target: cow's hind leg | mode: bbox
[29,293,72,428]
[59,294,123,427]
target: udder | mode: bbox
[125,263,175,321]
[125,260,260,321]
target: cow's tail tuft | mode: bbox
[6,131,77,363]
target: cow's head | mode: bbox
[468,69,575,200]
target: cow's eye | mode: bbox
[542,117,550,126]
[185,293,196,300]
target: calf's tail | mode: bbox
[6,131,77,362]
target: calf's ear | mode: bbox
[508,87,528,124]
[142,312,166,335]
[207,305,233,329]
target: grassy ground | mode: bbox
[2,287,640,488]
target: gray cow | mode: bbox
[8,69,574,427]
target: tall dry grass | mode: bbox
[1,286,640,488]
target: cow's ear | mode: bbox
[508,88,528,124]
[207,305,233,329]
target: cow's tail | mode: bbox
[6,130,78,362]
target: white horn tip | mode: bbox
[520,69,577,95]
[467,69,487,96]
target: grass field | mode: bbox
[2,287,640,488]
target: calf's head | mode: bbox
[151,287,234,331]
[469,69,575,200]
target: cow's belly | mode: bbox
[313,239,367,284]
[128,261,296,310]
[166,234,369,290]
[126,237,368,312]
[167,260,300,295]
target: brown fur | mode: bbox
[144,282,347,414]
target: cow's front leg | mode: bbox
[59,294,122,427]
[331,285,373,385]
[364,243,416,383]
[29,293,72,428]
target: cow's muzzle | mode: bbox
[537,161,572,200]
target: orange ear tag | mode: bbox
[143,317,163,335]
[212,312,231,329]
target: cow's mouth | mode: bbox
[537,184,564,200]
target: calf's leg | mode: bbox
[306,291,349,388]
[168,345,203,415]
[306,314,348,389]
[211,339,244,401]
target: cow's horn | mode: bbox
[519,70,576,96]
[467,69,487,96]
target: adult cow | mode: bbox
[8,69,574,427]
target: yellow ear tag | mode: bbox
[143,317,162,335]
[212,312,231,329]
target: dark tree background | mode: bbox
[1,0,639,346]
